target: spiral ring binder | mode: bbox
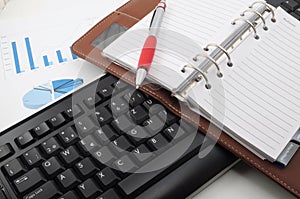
[232,18,259,39]
[249,1,276,22]
[241,9,268,30]
[172,0,277,100]
[204,43,233,67]
[181,64,211,89]
[193,53,223,78]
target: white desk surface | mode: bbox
[0,1,297,199]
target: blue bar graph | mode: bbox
[25,37,38,70]
[11,42,24,74]
[43,55,53,67]
[56,50,67,63]
[8,36,79,75]
[70,47,78,60]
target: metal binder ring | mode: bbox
[204,43,233,67]
[193,53,223,78]
[241,9,268,30]
[249,1,276,22]
[232,18,259,40]
[181,65,211,89]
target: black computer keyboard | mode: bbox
[0,74,237,199]
[280,0,300,19]
[269,0,300,19]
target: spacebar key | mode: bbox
[118,133,204,197]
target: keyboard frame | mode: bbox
[0,73,239,199]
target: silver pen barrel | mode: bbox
[149,0,166,36]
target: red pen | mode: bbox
[135,0,166,89]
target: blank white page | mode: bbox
[103,0,258,90]
[190,8,300,161]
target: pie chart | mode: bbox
[23,78,83,109]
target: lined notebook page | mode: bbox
[103,0,257,90]
[190,8,300,161]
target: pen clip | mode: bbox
[149,9,157,30]
[149,1,166,29]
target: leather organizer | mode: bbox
[71,0,300,197]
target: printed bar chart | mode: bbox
[56,50,67,63]
[11,41,24,74]
[43,55,53,67]
[1,35,78,76]
[25,37,38,70]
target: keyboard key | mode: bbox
[94,107,113,125]
[15,131,35,149]
[102,125,119,140]
[31,122,50,138]
[75,158,98,179]
[131,144,154,163]
[111,115,134,134]
[78,135,99,155]
[147,134,169,151]
[295,7,300,15]
[40,137,62,157]
[59,191,79,199]
[113,155,137,174]
[56,169,80,191]
[78,178,102,199]
[114,80,128,91]
[48,113,66,128]
[98,86,113,99]
[75,117,95,134]
[110,97,128,115]
[99,75,118,86]
[143,116,165,136]
[96,168,120,188]
[163,123,186,142]
[23,148,43,168]
[14,168,45,194]
[4,159,26,178]
[41,157,64,178]
[158,110,178,126]
[94,127,118,145]
[282,0,299,11]
[93,147,115,165]
[97,189,122,199]
[64,104,83,119]
[0,143,14,161]
[84,95,102,109]
[143,99,164,114]
[23,181,61,199]
[127,126,150,145]
[124,90,146,107]
[111,136,134,152]
[57,127,79,147]
[129,105,149,124]
[59,146,81,166]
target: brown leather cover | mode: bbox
[72,0,300,197]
